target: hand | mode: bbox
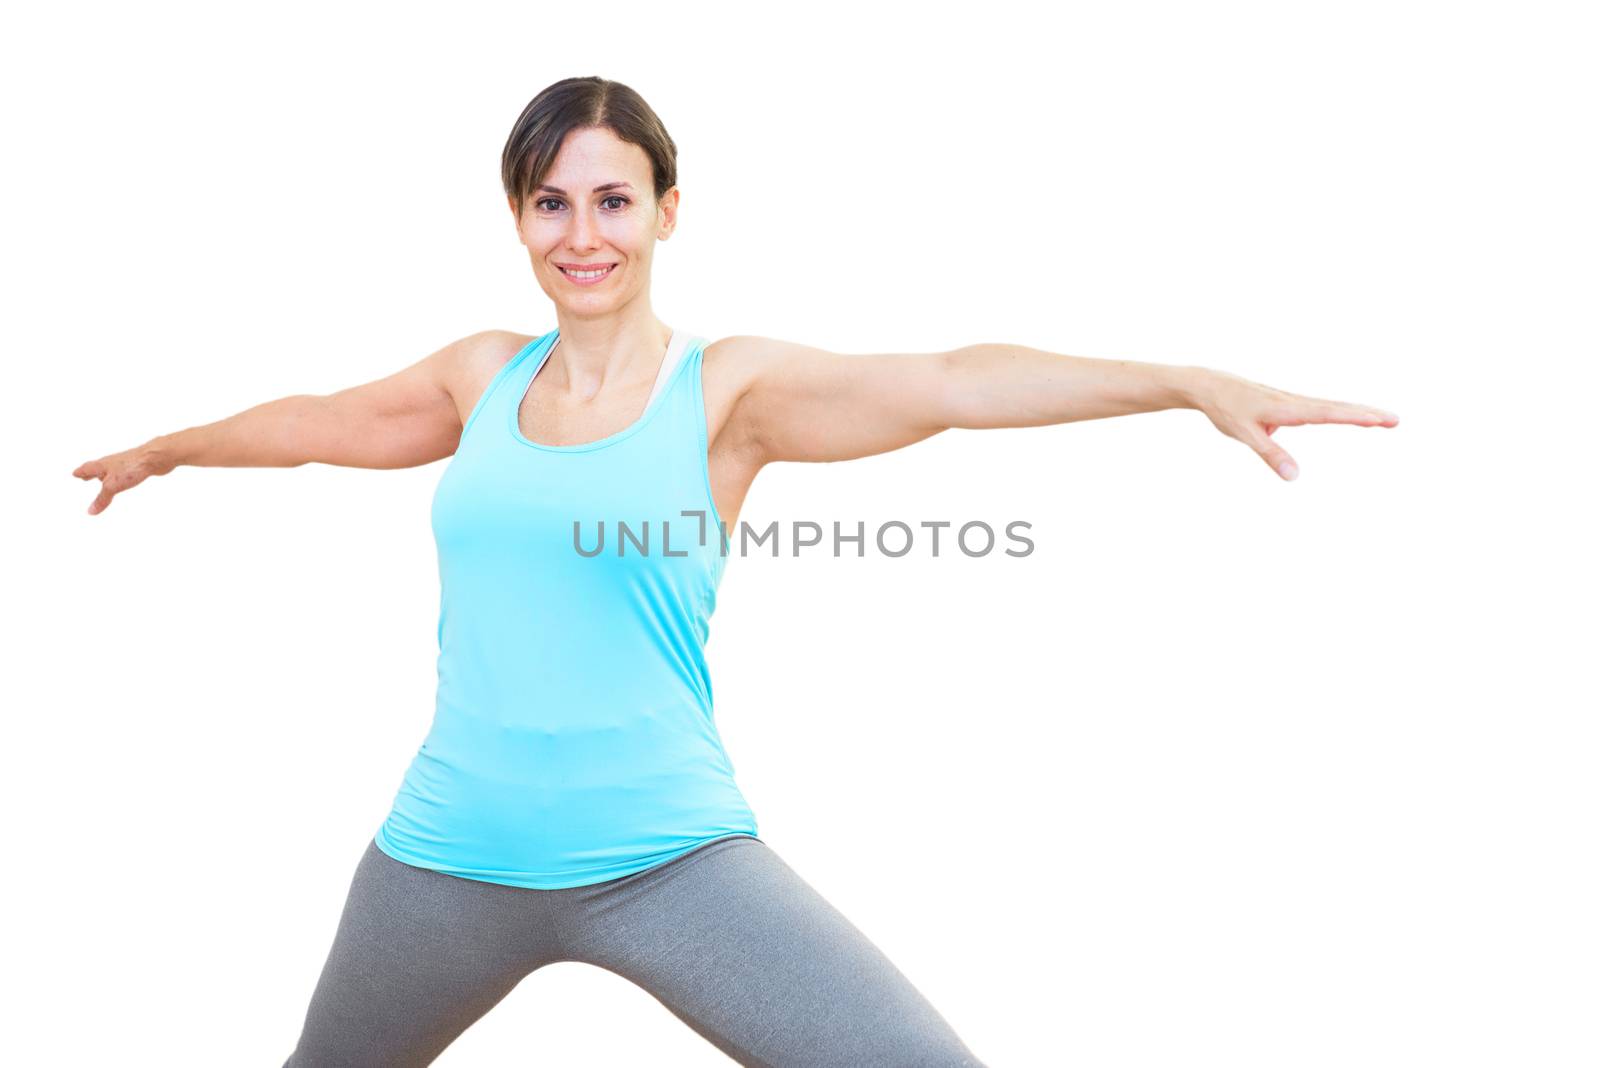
[1187,368,1398,481]
[73,441,176,515]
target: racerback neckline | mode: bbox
[508,328,692,453]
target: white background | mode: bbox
[9,1,1596,1065]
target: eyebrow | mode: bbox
[534,181,635,195]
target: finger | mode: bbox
[88,488,113,515]
[74,461,104,480]
[1248,428,1299,481]
[1275,398,1398,427]
[1340,404,1398,426]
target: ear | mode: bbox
[657,186,680,239]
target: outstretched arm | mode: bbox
[723,336,1398,481]
[73,330,520,515]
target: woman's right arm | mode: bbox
[74,330,517,515]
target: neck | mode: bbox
[545,305,672,400]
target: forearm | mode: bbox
[942,343,1206,429]
[147,394,330,470]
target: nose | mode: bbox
[567,206,603,252]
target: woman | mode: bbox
[73,77,1396,1067]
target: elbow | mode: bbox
[934,347,978,430]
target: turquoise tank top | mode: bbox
[372,327,759,889]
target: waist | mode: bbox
[378,708,756,888]
[423,695,730,782]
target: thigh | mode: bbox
[561,836,986,1067]
[282,839,546,1068]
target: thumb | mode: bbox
[1249,426,1299,481]
[88,478,117,515]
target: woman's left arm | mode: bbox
[723,336,1398,481]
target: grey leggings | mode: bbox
[283,834,987,1067]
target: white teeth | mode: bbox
[562,265,612,279]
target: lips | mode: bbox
[556,262,616,290]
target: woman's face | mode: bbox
[510,126,677,317]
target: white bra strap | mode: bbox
[644,328,692,410]
[537,328,695,414]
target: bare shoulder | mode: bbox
[701,335,790,460]
[701,335,770,392]
[455,329,538,381]
[703,333,834,374]
[702,333,856,393]
[700,333,830,402]
[444,329,539,425]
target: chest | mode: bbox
[452,333,760,532]
[515,376,659,449]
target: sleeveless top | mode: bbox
[372,326,759,889]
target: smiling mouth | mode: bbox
[557,264,617,280]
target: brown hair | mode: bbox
[501,77,679,223]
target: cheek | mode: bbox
[605,218,654,247]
